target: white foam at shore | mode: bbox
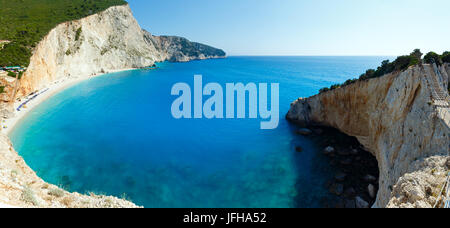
[2,68,134,135]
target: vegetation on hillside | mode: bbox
[319,50,450,94]
[0,0,127,67]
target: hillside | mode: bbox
[0,0,127,66]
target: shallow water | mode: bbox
[10,56,388,208]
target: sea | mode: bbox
[10,56,389,208]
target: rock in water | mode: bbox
[355,196,370,208]
[323,146,335,155]
[364,175,377,183]
[368,184,376,198]
[295,147,303,153]
[350,148,359,155]
[344,187,356,197]
[337,150,351,156]
[313,128,324,135]
[296,128,313,136]
[340,158,352,166]
[345,199,356,208]
[335,172,347,182]
[330,183,344,196]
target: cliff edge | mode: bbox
[287,63,450,208]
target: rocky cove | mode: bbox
[0,4,225,208]
[287,63,450,208]
[293,127,380,208]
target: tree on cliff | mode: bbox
[424,52,442,65]
[319,49,449,94]
[411,49,423,62]
[441,51,450,63]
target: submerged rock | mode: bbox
[368,184,376,198]
[337,150,351,156]
[355,196,370,208]
[323,146,335,155]
[350,148,359,155]
[344,187,356,198]
[364,175,377,183]
[345,199,356,208]
[335,172,347,182]
[330,183,344,196]
[340,158,352,166]
[295,146,303,153]
[296,128,313,136]
[312,128,324,135]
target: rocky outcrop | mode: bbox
[287,64,450,208]
[15,4,225,98]
[143,31,226,62]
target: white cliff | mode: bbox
[287,64,450,208]
[16,4,225,98]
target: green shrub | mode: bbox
[75,27,82,41]
[392,55,418,71]
[319,87,330,94]
[7,71,16,78]
[330,84,341,90]
[21,186,39,206]
[48,188,65,198]
[0,86,5,94]
[424,52,442,65]
[441,51,450,63]
[410,49,423,60]
[343,78,358,86]
[0,42,31,66]
[320,49,426,94]
[0,0,128,67]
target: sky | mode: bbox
[128,0,450,56]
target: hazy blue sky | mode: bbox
[128,0,449,56]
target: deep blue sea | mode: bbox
[10,56,388,208]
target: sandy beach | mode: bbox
[1,68,135,135]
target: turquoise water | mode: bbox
[10,56,388,208]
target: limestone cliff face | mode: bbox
[287,64,450,208]
[16,4,225,98]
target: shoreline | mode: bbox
[2,68,135,136]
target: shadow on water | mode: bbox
[287,122,380,208]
